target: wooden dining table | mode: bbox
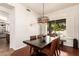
[23,36,58,56]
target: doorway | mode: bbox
[0,14,10,52]
[0,3,14,55]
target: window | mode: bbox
[48,19,66,35]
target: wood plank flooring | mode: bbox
[11,46,79,56]
[0,38,14,56]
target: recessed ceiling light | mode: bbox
[26,9,31,12]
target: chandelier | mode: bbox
[38,3,49,23]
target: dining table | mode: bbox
[23,36,58,56]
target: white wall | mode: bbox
[9,8,15,49]
[9,4,39,50]
[46,4,79,47]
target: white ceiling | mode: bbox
[23,3,79,15]
[0,3,14,9]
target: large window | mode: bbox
[48,19,66,35]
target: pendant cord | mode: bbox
[43,3,44,17]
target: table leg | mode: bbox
[31,48,46,56]
[31,48,39,56]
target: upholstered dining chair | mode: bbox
[41,38,59,56]
[55,37,60,56]
[50,35,60,56]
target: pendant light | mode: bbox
[38,3,49,23]
[41,3,49,23]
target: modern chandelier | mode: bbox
[38,3,49,23]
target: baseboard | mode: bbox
[63,45,79,49]
[9,48,15,51]
[63,45,73,48]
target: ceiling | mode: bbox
[0,3,14,9]
[23,3,79,15]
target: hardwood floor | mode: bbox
[11,46,30,56]
[60,46,79,56]
[0,38,14,56]
[11,46,79,56]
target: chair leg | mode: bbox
[56,49,60,56]
[57,50,59,56]
[55,50,57,56]
[56,50,58,56]
[58,47,61,55]
[55,49,60,56]
[52,51,56,56]
[30,47,32,54]
[54,52,56,56]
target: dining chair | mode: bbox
[30,35,46,55]
[30,35,36,54]
[41,38,59,56]
[37,35,43,39]
[55,37,61,56]
[50,34,60,56]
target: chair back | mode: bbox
[50,38,59,55]
[30,35,36,41]
[56,37,60,48]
